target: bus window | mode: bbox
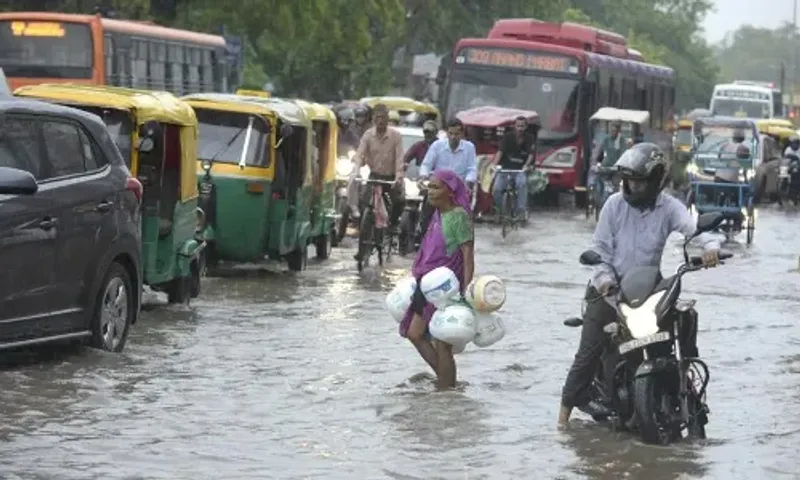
[622,78,637,109]
[664,86,675,126]
[187,47,201,93]
[0,21,93,79]
[598,70,610,106]
[200,49,214,91]
[610,76,621,107]
[132,39,148,89]
[104,35,114,84]
[149,41,166,90]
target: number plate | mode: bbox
[618,331,670,354]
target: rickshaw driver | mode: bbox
[491,116,535,217]
[353,103,406,237]
[558,143,721,426]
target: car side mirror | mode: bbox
[695,212,724,233]
[0,167,37,195]
[579,250,602,266]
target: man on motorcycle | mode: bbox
[336,108,360,152]
[784,134,800,158]
[404,120,438,167]
[491,116,535,217]
[558,143,721,426]
[351,105,371,140]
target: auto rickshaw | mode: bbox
[182,93,314,271]
[586,107,650,220]
[754,119,795,203]
[360,96,441,129]
[292,99,339,258]
[14,84,205,303]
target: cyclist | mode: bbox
[491,116,535,218]
[352,103,405,261]
[418,118,478,236]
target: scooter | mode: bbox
[563,212,733,444]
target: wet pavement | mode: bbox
[1,207,799,479]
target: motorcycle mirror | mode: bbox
[579,250,603,266]
[695,212,724,233]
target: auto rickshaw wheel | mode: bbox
[316,230,332,260]
[288,244,308,271]
[166,276,191,304]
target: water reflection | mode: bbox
[559,425,710,479]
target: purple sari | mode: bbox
[399,169,473,338]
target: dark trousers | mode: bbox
[359,172,404,227]
[561,286,618,409]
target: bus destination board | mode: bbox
[10,21,65,37]
[457,48,579,74]
[716,89,770,101]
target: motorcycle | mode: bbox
[563,212,733,445]
[398,177,428,256]
[779,153,800,206]
[333,149,357,245]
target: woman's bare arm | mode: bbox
[461,241,475,286]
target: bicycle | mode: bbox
[495,168,527,238]
[586,165,618,222]
[356,177,399,272]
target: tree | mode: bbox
[715,24,793,88]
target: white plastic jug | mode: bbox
[386,276,417,323]
[420,266,461,308]
[465,275,506,313]
[429,304,476,346]
[473,312,506,348]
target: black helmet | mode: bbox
[614,142,668,209]
[790,134,800,149]
[732,129,745,144]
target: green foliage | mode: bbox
[715,24,793,88]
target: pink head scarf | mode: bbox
[433,169,472,214]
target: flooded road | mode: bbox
[1,207,799,479]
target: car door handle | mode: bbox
[38,218,58,230]
[95,201,114,213]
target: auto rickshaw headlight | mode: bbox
[336,157,354,177]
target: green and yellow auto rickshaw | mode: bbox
[182,93,314,271]
[15,84,205,303]
[292,99,339,258]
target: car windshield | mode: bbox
[401,133,423,155]
[69,106,133,165]
[446,67,579,140]
[711,99,770,119]
[194,109,270,166]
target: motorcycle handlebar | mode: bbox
[688,252,733,268]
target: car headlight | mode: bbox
[404,178,420,197]
[619,292,663,339]
[336,157,354,177]
[540,147,577,168]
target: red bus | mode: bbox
[437,19,676,205]
[0,12,238,95]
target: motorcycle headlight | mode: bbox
[202,159,212,172]
[619,292,663,339]
[404,178,420,197]
[336,157,354,177]
[359,165,371,179]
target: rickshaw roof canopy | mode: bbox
[693,116,759,135]
[183,93,310,127]
[590,107,650,124]
[14,84,196,126]
[359,96,439,114]
[291,99,337,123]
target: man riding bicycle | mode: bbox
[491,116,536,218]
[352,103,405,261]
[418,118,478,236]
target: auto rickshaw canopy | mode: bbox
[15,84,199,201]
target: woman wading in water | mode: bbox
[399,169,475,389]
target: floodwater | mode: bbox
[1,207,799,480]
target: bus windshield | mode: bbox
[445,67,579,140]
[711,98,770,119]
[195,109,270,167]
[0,21,93,78]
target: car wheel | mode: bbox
[91,262,134,352]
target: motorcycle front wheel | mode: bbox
[633,373,683,445]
